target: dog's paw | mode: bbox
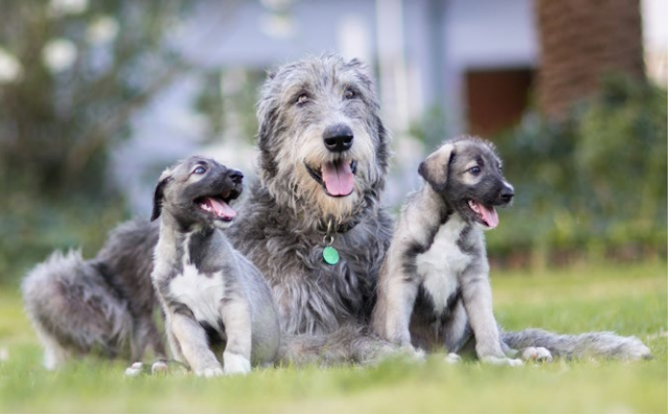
[445,353,462,364]
[223,352,251,375]
[481,356,524,367]
[151,360,170,375]
[124,362,145,377]
[521,347,553,363]
[196,366,224,378]
[399,345,426,362]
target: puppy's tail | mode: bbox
[22,250,132,369]
[502,328,652,361]
[277,324,398,366]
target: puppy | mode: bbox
[151,156,280,376]
[372,136,550,365]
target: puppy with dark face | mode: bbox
[151,156,280,376]
[372,136,551,365]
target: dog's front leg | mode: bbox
[220,298,252,375]
[372,270,419,347]
[170,312,223,377]
[460,271,522,367]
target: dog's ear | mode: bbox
[418,143,455,192]
[151,169,173,221]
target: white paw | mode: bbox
[124,362,144,377]
[151,360,169,374]
[400,345,426,361]
[481,356,524,367]
[223,352,251,375]
[196,366,224,378]
[445,353,462,364]
[521,347,553,363]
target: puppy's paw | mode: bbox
[445,353,462,364]
[124,362,145,377]
[223,352,251,375]
[151,360,170,374]
[521,347,553,363]
[399,345,426,362]
[196,366,224,378]
[481,355,524,367]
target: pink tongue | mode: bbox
[474,202,499,228]
[206,197,236,219]
[321,160,354,196]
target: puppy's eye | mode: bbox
[296,94,309,105]
[469,166,481,175]
[193,166,206,175]
[344,88,356,100]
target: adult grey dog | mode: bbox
[150,156,280,376]
[373,136,651,362]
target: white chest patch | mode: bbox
[169,262,226,330]
[415,216,471,314]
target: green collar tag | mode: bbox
[323,246,340,265]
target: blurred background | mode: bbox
[0,0,667,285]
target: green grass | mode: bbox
[0,261,667,413]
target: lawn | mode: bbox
[0,260,667,413]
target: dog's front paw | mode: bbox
[223,352,251,375]
[196,366,224,378]
[521,347,553,363]
[445,352,462,364]
[124,362,145,377]
[151,360,170,374]
[481,355,523,367]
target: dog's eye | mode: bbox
[193,166,206,175]
[296,94,309,105]
[344,88,356,100]
[469,166,481,175]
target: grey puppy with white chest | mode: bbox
[373,136,549,365]
[151,156,280,376]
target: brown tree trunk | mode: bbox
[535,0,644,119]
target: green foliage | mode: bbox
[0,262,666,413]
[489,77,667,265]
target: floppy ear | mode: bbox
[150,170,173,221]
[418,143,455,192]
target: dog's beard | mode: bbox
[264,124,378,226]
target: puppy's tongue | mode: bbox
[469,201,499,228]
[321,160,354,197]
[203,197,236,220]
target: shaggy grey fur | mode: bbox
[21,221,165,369]
[150,156,280,376]
[226,54,395,363]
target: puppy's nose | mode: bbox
[499,184,514,203]
[228,170,244,185]
[323,124,353,153]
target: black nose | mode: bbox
[323,124,353,153]
[499,185,514,203]
[228,170,244,185]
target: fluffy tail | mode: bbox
[502,328,652,361]
[22,250,133,369]
[277,324,400,366]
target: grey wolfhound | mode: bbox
[374,136,650,362]
[150,156,280,376]
[23,54,651,368]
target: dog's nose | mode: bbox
[499,184,514,203]
[323,124,353,153]
[228,170,244,185]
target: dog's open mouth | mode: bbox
[467,200,499,229]
[305,159,358,197]
[195,191,240,222]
